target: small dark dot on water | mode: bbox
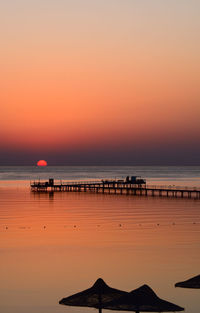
[172,223,175,225]
[5,226,8,230]
[157,223,160,226]
[43,226,46,229]
[119,224,122,227]
[193,222,196,224]
[74,225,76,228]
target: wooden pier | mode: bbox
[30,177,200,200]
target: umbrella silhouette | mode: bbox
[59,278,127,313]
[175,274,200,289]
[102,284,184,313]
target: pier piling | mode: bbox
[30,178,200,200]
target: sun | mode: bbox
[37,160,47,166]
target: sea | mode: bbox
[0,166,200,313]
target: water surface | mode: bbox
[0,167,200,313]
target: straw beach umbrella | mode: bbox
[102,284,184,313]
[175,274,200,289]
[59,278,127,313]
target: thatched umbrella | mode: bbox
[175,274,200,289]
[59,278,127,313]
[102,284,184,313]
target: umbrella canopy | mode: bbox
[175,274,200,289]
[59,278,127,313]
[102,284,184,313]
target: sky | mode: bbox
[0,0,200,165]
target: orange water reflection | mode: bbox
[0,186,200,313]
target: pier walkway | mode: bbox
[30,177,200,200]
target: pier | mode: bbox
[30,176,200,200]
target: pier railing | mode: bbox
[146,185,200,191]
[30,178,200,199]
[30,180,200,191]
[30,179,105,186]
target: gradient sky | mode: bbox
[0,0,200,165]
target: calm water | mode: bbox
[0,165,200,186]
[0,166,200,313]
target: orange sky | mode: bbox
[0,0,200,164]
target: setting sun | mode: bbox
[37,160,47,166]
